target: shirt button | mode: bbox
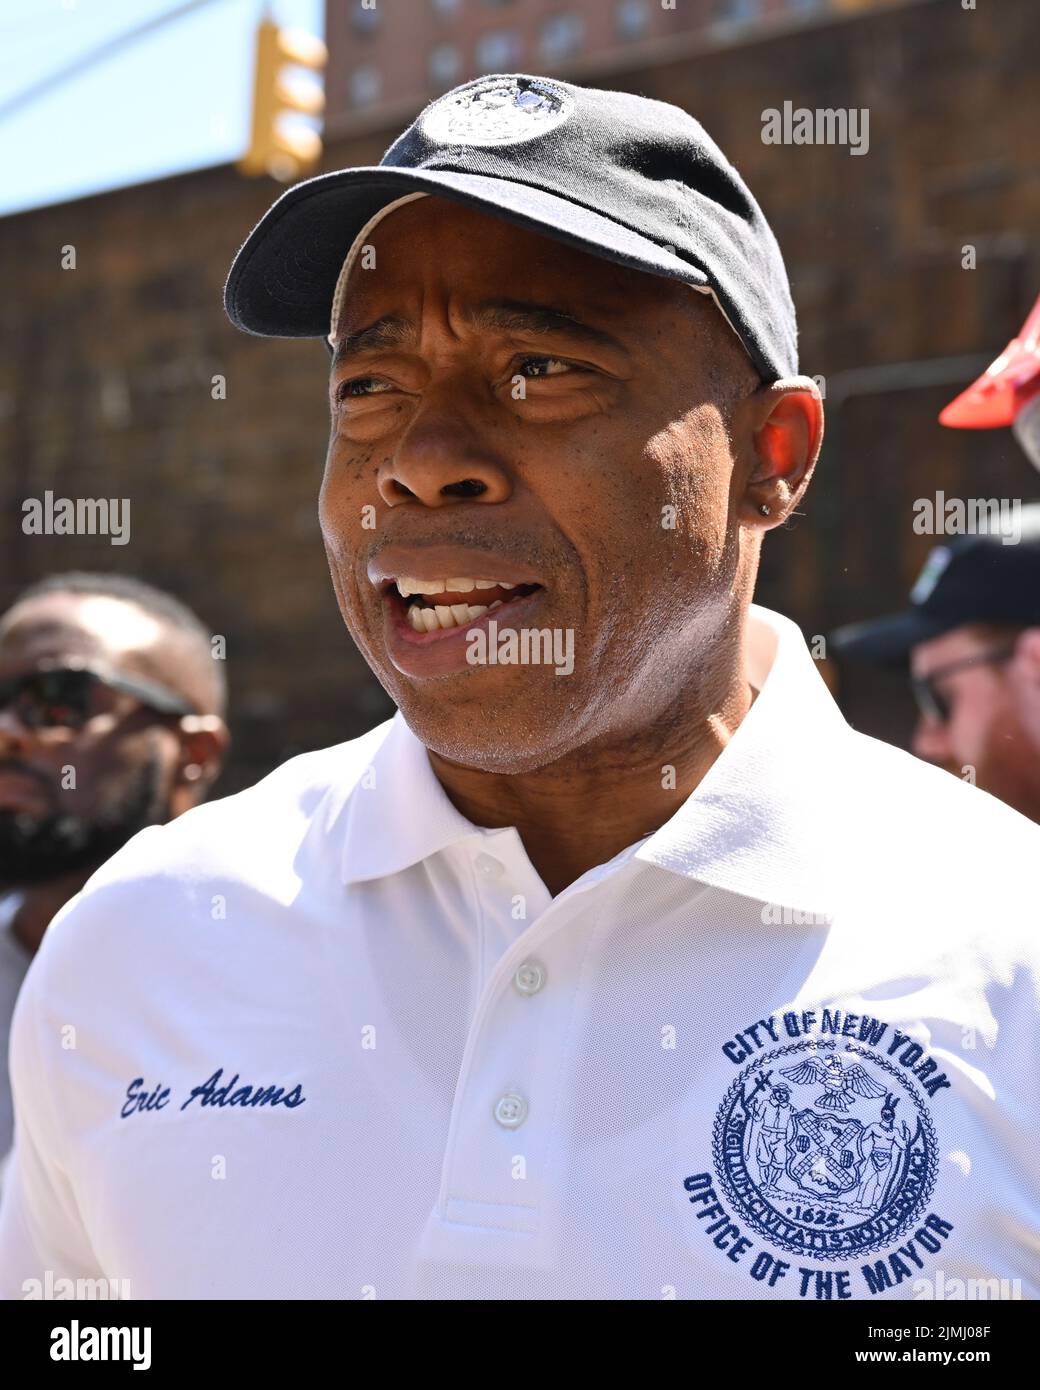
[474,852,504,879]
[493,1092,528,1129]
[513,960,546,996]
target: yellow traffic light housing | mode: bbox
[239,18,327,182]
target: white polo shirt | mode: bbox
[0,891,30,1167]
[1,605,1038,1301]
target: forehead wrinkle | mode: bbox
[331,196,652,366]
[332,295,630,370]
[330,193,682,364]
[466,298,630,356]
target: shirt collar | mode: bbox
[339,710,481,885]
[634,604,849,918]
[340,605,851,915]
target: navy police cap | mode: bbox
[831,504,1040,669]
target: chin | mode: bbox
[399,684,591,775]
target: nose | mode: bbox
[376,387,513,511]
[0,706,34,754]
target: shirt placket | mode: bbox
[413,833,619,1276]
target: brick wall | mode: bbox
[1,0,1036,791]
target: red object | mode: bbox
[939,292,1040,428]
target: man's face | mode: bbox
[0,594,185,885]
[910,624,1036,804]
[320,197,763,772]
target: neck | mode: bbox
[429,644,754,898]
[10,869,97,957]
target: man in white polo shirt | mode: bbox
[2,75,1038,1301]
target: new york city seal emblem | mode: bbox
[714,1038,938,1260]
[420,76,573,148]
[683,1010,955,1298]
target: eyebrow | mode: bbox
[331,298,629,370]
[331,315,414,366]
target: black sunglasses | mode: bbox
[910,644,1016,724]
[0,659,195,732]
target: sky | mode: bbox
[0,0,325,217]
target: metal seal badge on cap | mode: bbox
[420,75,573,148]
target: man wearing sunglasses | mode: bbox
[0,572,229,1161]
[831,506,1040,824]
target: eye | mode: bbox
[335,376,393,400]
[514,354,578,379]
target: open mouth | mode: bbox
[387,576,544,633]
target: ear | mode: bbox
[1007,629,1040,752]
[740,378,824,528]
[172,714,229,798]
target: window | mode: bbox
[475,28,521,69]
[715,0,762,22]
[540,12,585,63]
[350,0,381,34]
[615,0,650,40]
[429,44,462,86]
[349,65,382,107]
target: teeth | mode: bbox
[489,600,503,609]
[396,575,521,596]
[405,600,494,633]
[396,576,445,597]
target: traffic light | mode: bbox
[238,17,327,182]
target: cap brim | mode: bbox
[224,165,709,340]
[829,610,952,669]
[939,293,1040,428]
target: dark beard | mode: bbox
[0,757,167,887]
